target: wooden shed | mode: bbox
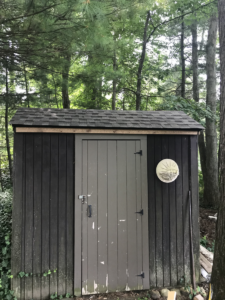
[10,108,203,299]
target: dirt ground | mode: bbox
[76,207,216,300]
[200,207,217,248]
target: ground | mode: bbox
[200,207,217,250]
[75,207,216,300]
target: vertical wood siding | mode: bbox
[12,133,74,300]
[147,135,199,287]
[12,132,199,298]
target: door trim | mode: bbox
[74,134,149,296]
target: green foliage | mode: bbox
[50,292,74,299]
[156,96,218,126]
[200,235,215,253]
[18,268,57,278]
[198,170,204,204]
[185,284,206,299]
[0,190,15,300]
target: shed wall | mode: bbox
[11,133,74,300]
[147,135,200,287]
[11,132,200,299]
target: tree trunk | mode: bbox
[136,11,150,110]
[204,13,219,207]
[112,51,117,110]
[0,156,4,192]
[191,21,207,192]
[5,67,12,185]
[181,15,185,98]
[23,64,29,108]
[62,53,71,109]
[211,1,225,297]
[192,21,199,102]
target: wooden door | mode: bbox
[75,135,149,295]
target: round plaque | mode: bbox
[156,159,179,183]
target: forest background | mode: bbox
[0,0,224,299]
[0,0,220,208]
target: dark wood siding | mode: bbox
[147,135,199,287]
[12,133,74,300]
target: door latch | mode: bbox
[78,195,86,204]
[134,150,142,156]
[137,272,145,278]
[135,209,143,215]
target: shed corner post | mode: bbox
[11,133,24,299]
[190,135,200,283]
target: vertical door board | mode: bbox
[97,141,108,293]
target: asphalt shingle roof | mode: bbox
[10,108,204,130]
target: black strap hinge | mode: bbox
[137,272,145,278]
[135,209,143,215]
[134,150,142,156]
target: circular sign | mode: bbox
[156,159,179,183]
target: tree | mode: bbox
[211,0,225,298]
[204,12,219,207]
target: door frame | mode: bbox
[74,134,149,296]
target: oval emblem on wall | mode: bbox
[156,159,179,183]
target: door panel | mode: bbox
[75,135,149,295]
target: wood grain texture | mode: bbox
[148,136,156,287]
[66,134,74,295]
[12,133,75,299]
[49,134,58,296]
[175,136,184,283]
[190,136,200,282]
[58,135,67,295]
[169,136,177,286]
[97,141,108,293]
[24,134,34,300]
[107,141,118,292]
[11,133,24,299]
[147,135,198,287]
[154,136,163,287]
[141,138,149,290]
[117,141,127,291]
[182,136,191,284]
[16,127,198,135]
[33,134,42,299]
[41,134,51,299]
[161,135,170,287]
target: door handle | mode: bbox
[87,205,92,217]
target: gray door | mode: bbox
[75,135,149,295]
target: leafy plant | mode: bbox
[0,190,16,299]
[200,236,207,248]
[200,236,215,252]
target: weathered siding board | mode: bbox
[12,133,24,298]
[42,134,51,299]
[175,137,184,283]
[148,136,156,287]
[168,136,177,286]
[182,136,191,284]
[154,136,163,287]
[147,135,199,287]
[190,136,200,283]
[66,134,74,294]
[12,133,75,300]
[162,136,170,287]
[33,134,42,299]
[25,134,34,300]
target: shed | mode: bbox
[10,108,204,299]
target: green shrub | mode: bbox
[0,190,15,300]
[198,170,204,204]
